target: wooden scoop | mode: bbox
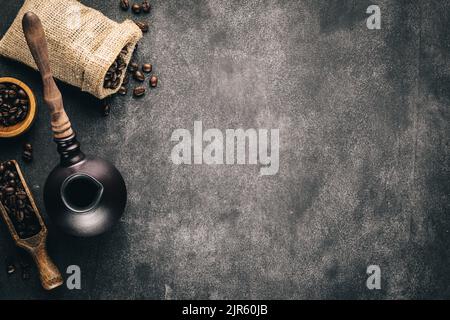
[0,160,63,290]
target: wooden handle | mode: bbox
[28,242,63,290]
[22,12,73,139]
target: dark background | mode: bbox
[0,0,449,299]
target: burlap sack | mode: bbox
[0,0,142,99]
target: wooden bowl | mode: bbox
[0,77,37,138]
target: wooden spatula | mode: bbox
[0,160,63,290]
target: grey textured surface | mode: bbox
[0,0,449,299]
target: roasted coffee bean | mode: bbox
[132,3,141,13]
[0,83,30,127]
[142,63,152,73]
[16,192,26,200]
[118,86,128,95]
[16,210,24,222]
[135,21,149,33]
[128,62,139,72]
[24,143,32,151]
[123,73,130,85]
[142,0,151,13]
[7,264,15,275]
[7,90,17,99]
[150,75,158,87]
[102,104,111,116]
[120,0,129,10]
[22,150,32,162]
[133,70,145,82]
[17,89,27,99]
[133,86,146,97]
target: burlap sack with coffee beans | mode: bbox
[0,0,142,99]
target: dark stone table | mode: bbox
[0,0,448,299]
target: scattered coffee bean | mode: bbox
[142,63,152,73]
[24,143,32,151]
[0,83,30,127]
[0,161,41,239]
[135,21,149,33]
[142,0,151,13]
[128,62,139,73]
[7,264,15,275]
[118,86,128,96]
[120,0,130,10]
[133,70,145,82]
[150,75,158,87]
[133,86,146,97]
[22,143,33,162]
[102,103,111,117]
[22,151,32,163]
[132,3,141,13]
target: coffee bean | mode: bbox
[135,21,149,33]
[120,0,129,10]
[129,61,138,72]
[133,86,146,97]
[123,73,130,85]
[24,143,32,151]
[16,210,24,222]
[7,264,15,275]
[17,89,27,99]
[133,70,145,82]
[102,104,111,116]
[118,86,128,95]
[22,150,32,163]
[150,75,158,87]
[142,63,152,73]
[142,0,151,13]
[8,90,17,99]
[132,3,141,13]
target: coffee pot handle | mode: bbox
[22,12,74,140]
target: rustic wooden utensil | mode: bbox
[0,160,63,290]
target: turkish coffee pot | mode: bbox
[22,12,127,237]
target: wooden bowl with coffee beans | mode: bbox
[0,77,37,138]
